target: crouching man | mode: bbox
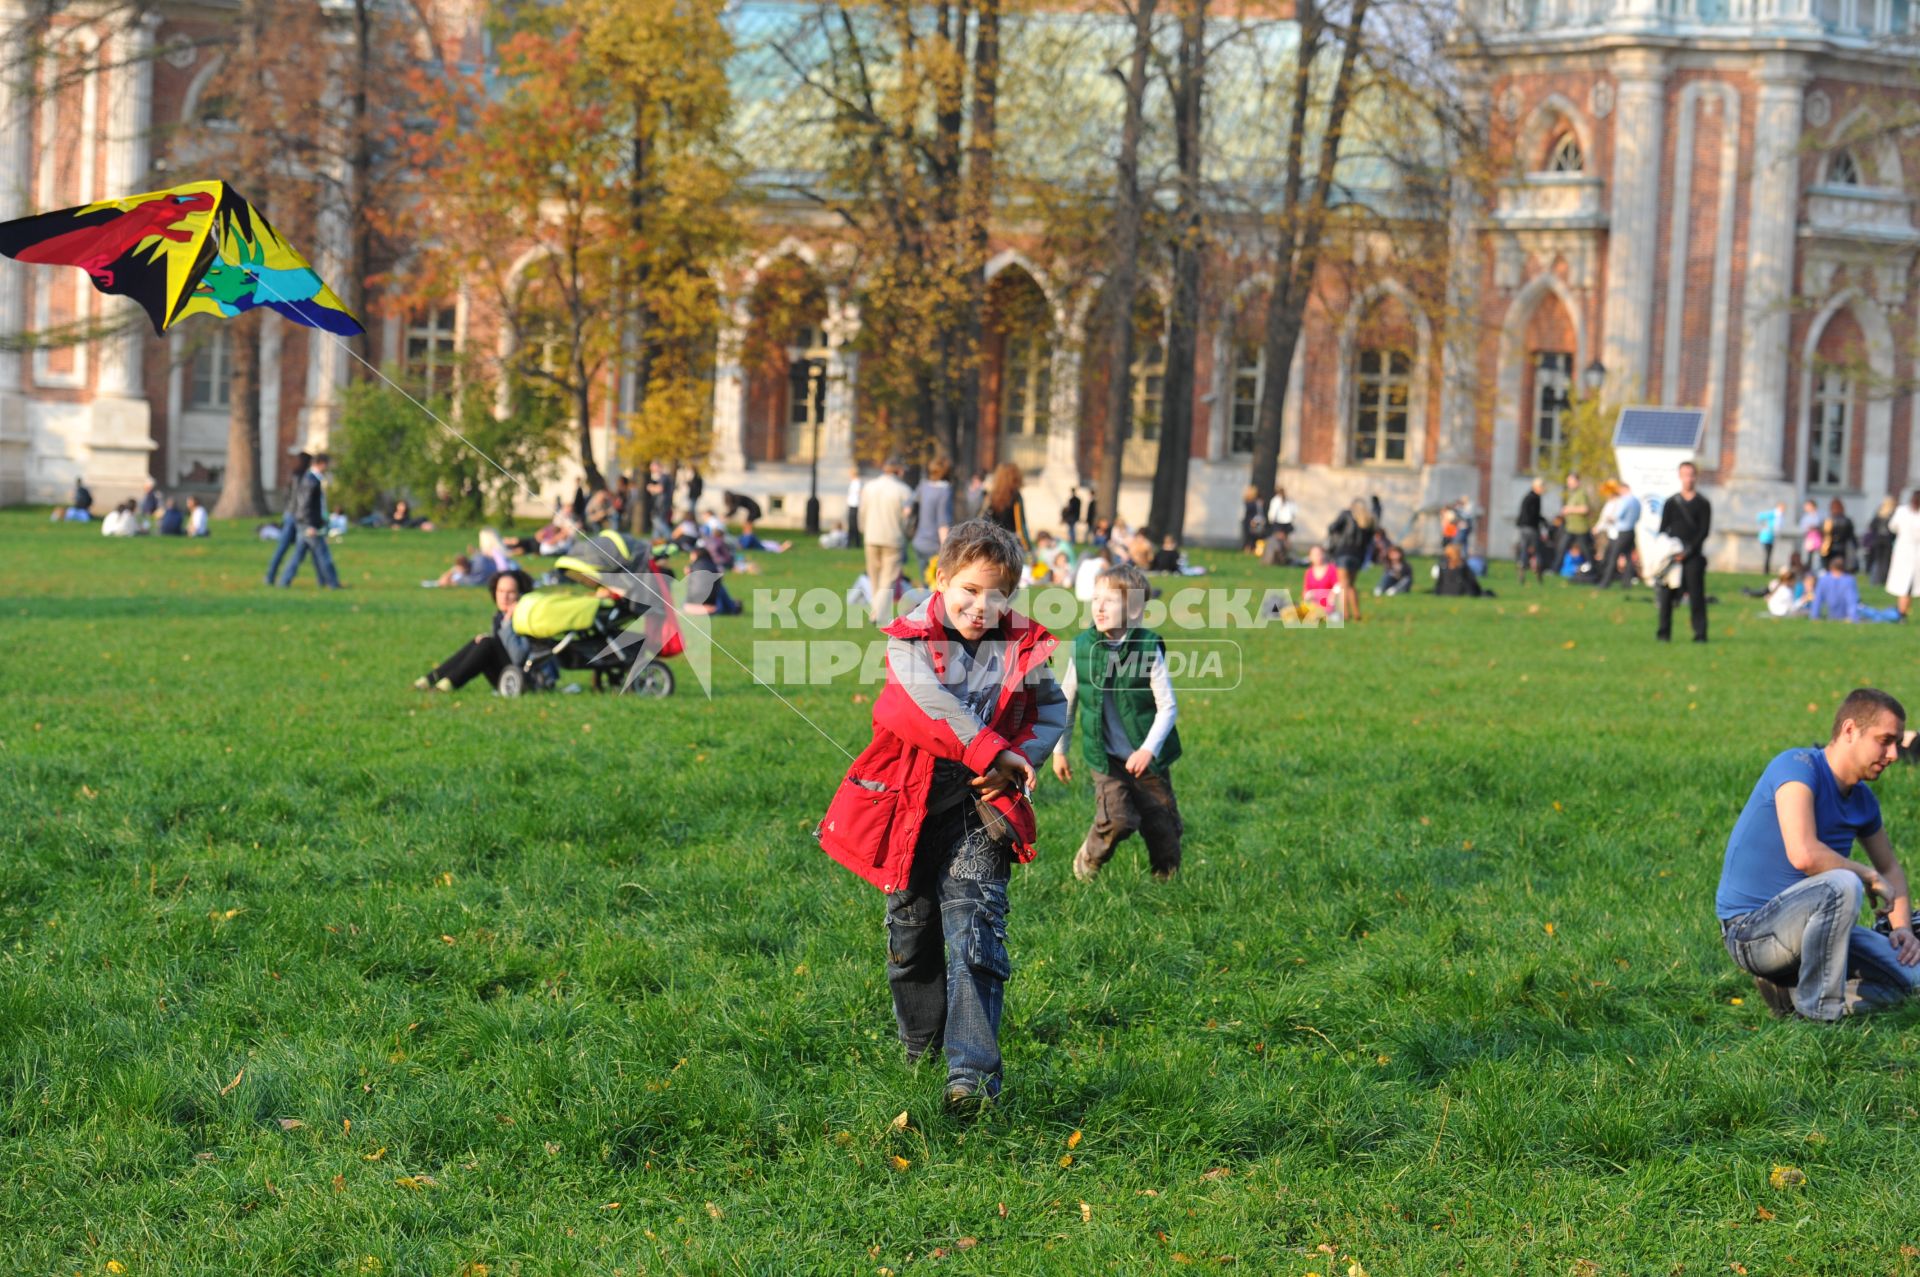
[1716,687,1920,1019]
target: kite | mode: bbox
[0,180,363,337]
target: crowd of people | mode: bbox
[59,476,210,538]
[1758,491,1920,624]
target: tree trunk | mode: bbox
[1149,0,1206,541]
[576,366,604,492]
[1097,0,1157,529]
[213,310,267,517]
[1246,0,1370,505]
[956,0,998,477]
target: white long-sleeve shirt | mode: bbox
[1054,641,1178,761]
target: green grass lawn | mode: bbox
[4,508,1920,1275]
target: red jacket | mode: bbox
[816,595,1060,893]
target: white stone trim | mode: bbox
[1731,52,1809,481]
[1332,280,1433,470]
[1795,287,1893,502]
[1599,46,1666,398]
[1492,271,1586,482]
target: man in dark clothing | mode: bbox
[723,490,763,524]
[1656,461,1712,643]
[686,467,703,512]
[1514,477,1547,584]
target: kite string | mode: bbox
[238,266,859,763]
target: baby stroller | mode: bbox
[498,552,683,698]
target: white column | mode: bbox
[85,13,158,498]
[1731,53,1808,482]
[1041,305,1083,492]
[1437,84,1486,468]
[260,312,282,490]
[0,1,27,503]
[301,184,351,450]
[93,13,156,400]
[818,295,857,472]
[707,313,748,480]
[1599,47,1667,400]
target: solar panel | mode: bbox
[1613,406,1705,450]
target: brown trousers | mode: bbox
[1083,756,1183,875]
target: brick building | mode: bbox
[4,0,1917,566]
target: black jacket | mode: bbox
[1434,565,1484,597]
[1516,489,1543,532]
[297,470,326,531]
[1658,491,1712,561]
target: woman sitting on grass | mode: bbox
[1374,545,1413,596]
[415,570,533,692]
[1432,544,1489,597]
[1302,545,1342,618]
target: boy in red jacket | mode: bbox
[817,520,1068,1110]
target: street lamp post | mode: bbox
[1582,358,1607,396]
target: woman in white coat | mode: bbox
[1884,489,1920,620]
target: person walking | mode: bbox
[1553,472,1596,570]
[982,463,1031,553]
[1655,460,1710,642]
[1757,502,1784,576]
[1515,477,1547,584]
[913,457,955,569]
[279,452,342,589]
[1596,479,1641,588]
[1883,489,1920,621]
[264,451,310,585]
[846,466,865,550]
[859,456,916,623]
[1326,498,1373,622]
[1865,496,1896,587]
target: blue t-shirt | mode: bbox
[1715,747,1882,919]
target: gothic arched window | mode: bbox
[1546,131,1584,174]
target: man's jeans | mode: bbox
[885,802,1011,1098]
[1721,869,1920,1019]
[265,513,299,582]
[280,529,340,587]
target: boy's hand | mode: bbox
[1052,753,1072,783]
[972,750,1034,801]
[1124,748,1155,777]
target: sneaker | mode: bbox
[413,676,431,691]
[433,678,454,693]
[1071,841,1100,882]
[943,1082,997,1117]
[1753,974,1797,1019]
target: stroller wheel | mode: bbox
[496,666,526,698]
[621,661,674,698]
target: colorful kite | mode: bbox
[0,180,362,337]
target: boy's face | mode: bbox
[1091,582,1137,634]
[938,558,1014,639]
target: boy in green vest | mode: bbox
[1051,562,1184,880]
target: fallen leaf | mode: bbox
[997,1202,1007,1218]
[1730,997,1744,1006]
[889,1155,911,1172]
[1544,922,1556,937]
[393,1175,436,1190]
[106,1264,125,1274]
[1754,1206,1775,1221]
[1349,1263,1369,1277]
[543,1142,560,1156]
[1769,1164,1807,1189]
[957,1238,978,1250]
[1059,1154,1073,1168]
[80,785,98,800]
[1079,1202,1092,1222]
[888,1111,909,1134]
[363,1147,387,1162]
[275,1118,305,1132]
[1730,1265,1748,1275]
[1199,1167,1231,1182]
[1551,801,1562,812]
[1136,1189,1159,1197]
[601,1202,621,1211]
[1067,1129,1083,1149]
[331,1174,345,1192]
[218,1067,245,1097]
[706,1201,723,1219]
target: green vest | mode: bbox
[1072,627,1181,776]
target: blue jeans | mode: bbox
[1722,869,1920,1020]
[265,513,299,581]
[885,802,1012,1098]
[280,528,340,587]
